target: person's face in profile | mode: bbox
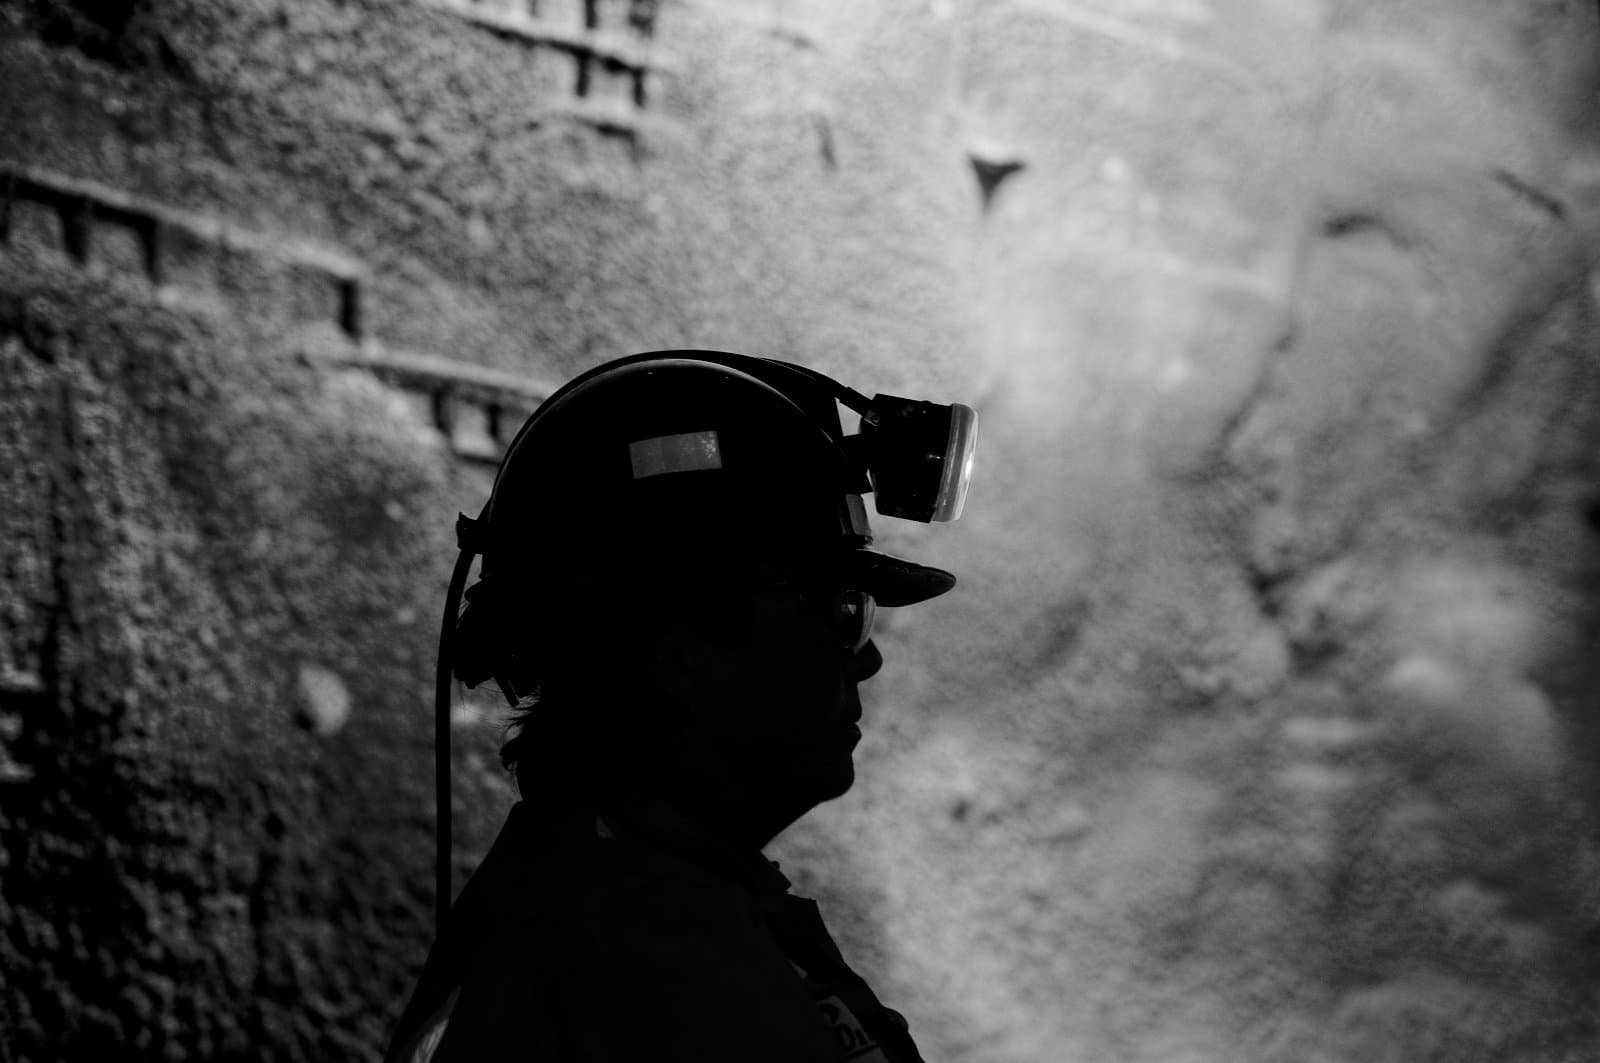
[650,559,884,820]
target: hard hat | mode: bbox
[481,357,954,599]
[451,354,962,696]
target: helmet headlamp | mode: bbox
[857,395,979,523]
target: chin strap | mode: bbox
[434,512,486,930]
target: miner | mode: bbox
[386,351,976,1062]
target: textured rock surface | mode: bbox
[2,0,1598,1061]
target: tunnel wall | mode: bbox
[2,1,1599,1061]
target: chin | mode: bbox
[815,760,856,803]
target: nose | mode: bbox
[851,639,883,682]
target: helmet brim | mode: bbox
[847,549,956,607]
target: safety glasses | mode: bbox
[828,585,877,654]
[743,572,877,654]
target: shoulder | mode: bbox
[445,802,846,1062]
[564,838,844,1060]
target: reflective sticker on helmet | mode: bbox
[629,431,724,479]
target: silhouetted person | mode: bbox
[387,353,973,1062]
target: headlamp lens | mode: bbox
[931,402,979,522]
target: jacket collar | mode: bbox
[591,789,796,900]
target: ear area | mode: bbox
[452,579,516,690]
[462,564,633,706]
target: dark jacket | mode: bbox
[386,793,927,1062]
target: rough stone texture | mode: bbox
[2,0,1599,1061]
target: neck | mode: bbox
[601,774,812,852]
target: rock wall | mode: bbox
[864,3,1600,1060]
[2,1,1598,1061]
